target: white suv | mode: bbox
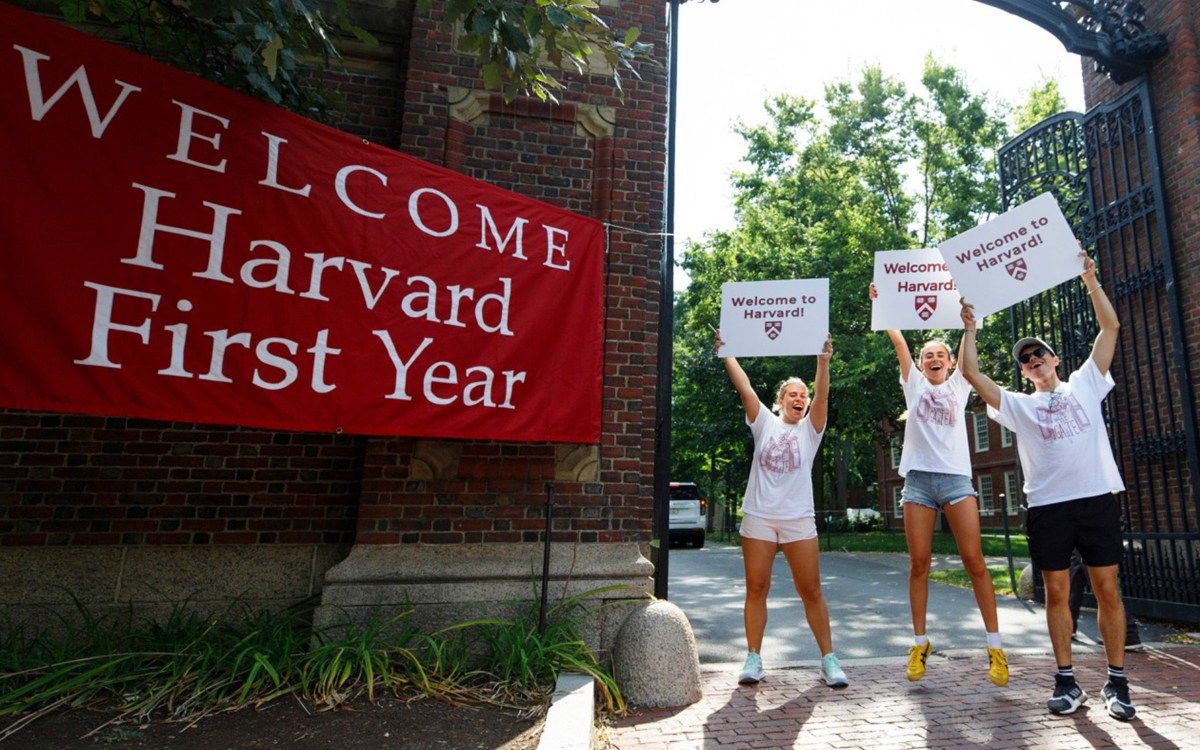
[668,481,706,548]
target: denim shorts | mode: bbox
[901,470,977,510]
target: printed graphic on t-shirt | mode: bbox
[915,390,958,427]
[760,433,803,474]
[1036,391,1091,441]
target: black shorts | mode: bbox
[1025,493,1123,571]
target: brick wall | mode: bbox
[350,1,668,546]
[1,1,668,555]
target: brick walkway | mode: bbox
[606,645,1200,749]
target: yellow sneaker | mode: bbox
[907,641,932,681]
[987,646,1009,687]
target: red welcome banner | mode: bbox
[0,5,604,443]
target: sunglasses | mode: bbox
[1018,346,1052,365]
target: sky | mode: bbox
[671,0,1088,287]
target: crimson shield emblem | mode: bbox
[915,295,937,321]
[764,321,782,340]
[1005,258,1028,281]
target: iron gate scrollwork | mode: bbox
[998,81,1200,623]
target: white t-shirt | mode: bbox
[899,368,974,478]
[742,405,824,520]
[987,358,1125,507]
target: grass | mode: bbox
[820,531,1029,558]
[928,567,1020,596]
[0,590,629,741]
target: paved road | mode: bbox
[666,543,1176,670]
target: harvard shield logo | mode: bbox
[1005,258,1028,281]
[764,321,782,340]
[915,295,937,321]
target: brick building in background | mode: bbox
[0,0,670,640]
[877,411,1024,533]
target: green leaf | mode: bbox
[623,27,640,46]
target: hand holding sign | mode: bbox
[937,192,1081,318]
[717,279,830,357]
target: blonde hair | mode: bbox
[772,377,809,414]
[915,339,954,372]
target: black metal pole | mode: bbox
[1000,493,1018,594]
[652,0,681,601]
[539,482,554,633]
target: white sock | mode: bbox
[986,632,1002,649]
[914,634,928,647]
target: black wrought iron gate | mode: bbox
[998,81,1200,623]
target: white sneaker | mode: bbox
[820,653,848,688]
[738,651,764,684]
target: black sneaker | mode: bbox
[1125,630,1144,652]
[1103,679,1136,720]
[1047,675,1088,715]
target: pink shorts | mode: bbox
[739,513,817,544]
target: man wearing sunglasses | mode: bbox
[958,253,1137,722]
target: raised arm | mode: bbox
[717,331,761,423]
[1081,252,1120,375]
[808,334,832,433]
[958,300,1002,410]
[870,282,912,380]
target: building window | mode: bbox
[1004,471,1020,515]
[977,474,994,515]
[890,438,901,469]
[893,485,904,518]
[974,413,990,453]
[1001,425,1014,448]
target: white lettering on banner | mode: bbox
[167,101,228,173]
[409,188,459,238]
[10,45,580,276]
[258,132,312,196]
[372,332,526,408]
[477,205,529,260]
[335,165,387,219]
[125,183,240,282]
[74,282,160,368]
[1,11,603,440]
[14,44,141,138]
[74,282,344,393]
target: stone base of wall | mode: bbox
[314,542,655,656]
[0,544,350,631]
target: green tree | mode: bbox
[50,0,652,121]
[673,61,1011,511]
[424,0,653,102]
[1013,78,1070,134]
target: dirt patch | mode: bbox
[2,696,543,750]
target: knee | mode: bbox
[909,558,931,578]
[745,582,770,602]
[796,581,825,603]
[961,554,988,578]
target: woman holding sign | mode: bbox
[717,330,848,689]
[869,284,1007,688]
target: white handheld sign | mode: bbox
[937,192,1081,318]
[718,279,829,358]
[871,248,964,331]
